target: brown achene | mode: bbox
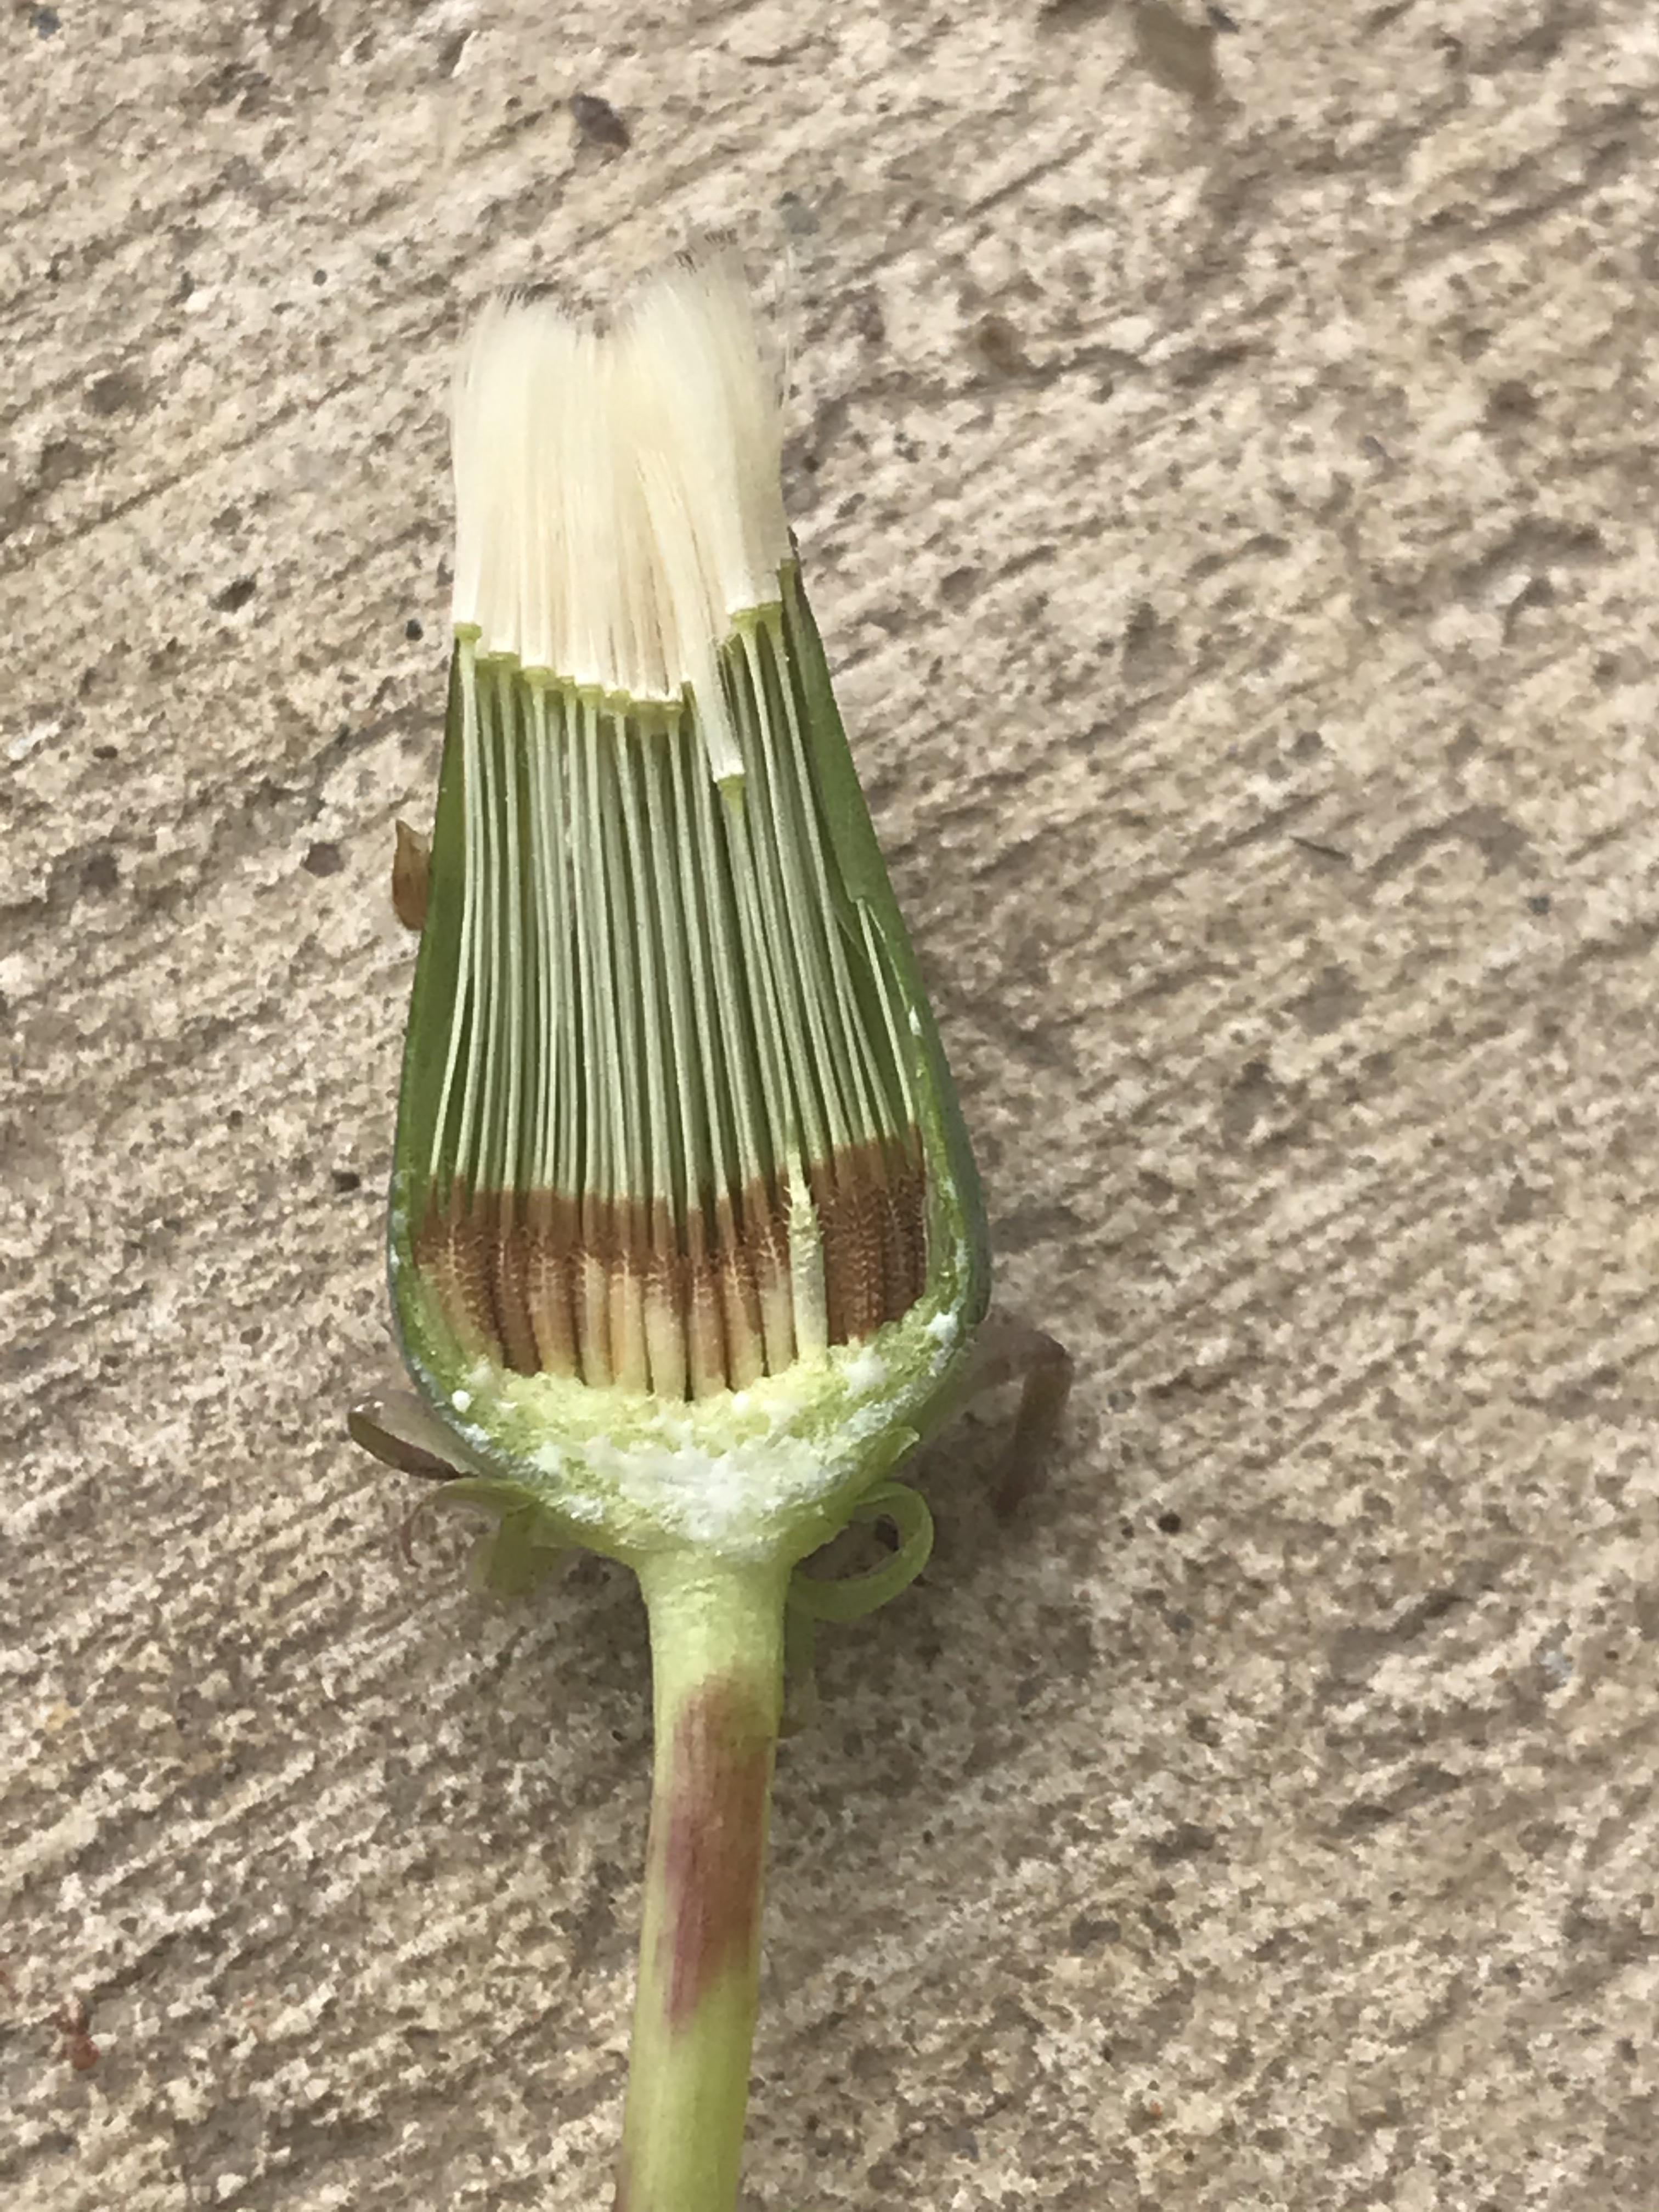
[413,1130,928,1398]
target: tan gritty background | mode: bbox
[4,1,1658,2205]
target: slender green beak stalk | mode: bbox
[373,255,989,2209]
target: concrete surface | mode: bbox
[4,1,1658,2205]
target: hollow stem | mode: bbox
[617,1549,789,2211]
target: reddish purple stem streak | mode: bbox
[657,1675,774,2029]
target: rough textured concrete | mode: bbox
[5,2,1658,2205]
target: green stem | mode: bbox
[617,1550,789,2211]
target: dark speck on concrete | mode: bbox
[211,575,257,613]
[1038,0,1113,28]
[302,842,343,878]
[1222,1058,1280,1143]
[86,370,147,417]
[1295,962,1364,1037]
[31,5,60,34]
[1485,379,1539,426]
[570,92,630,150]
[1147,1821,1217,1865]
[38,437,89,492]
[331,1168,362,1193]
[973,313,1029,377]
[1528,893,1551,915]
[777,190,817,237]
[851,289,885,345]
[1133,0,1221,101]
[405,617,424,641]
[81,848,120,896]
[1068,1912,1120,1950]
[1156,1509,1183,1535]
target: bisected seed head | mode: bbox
[387,254,989,1565]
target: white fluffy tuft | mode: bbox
[450,255,791,779]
